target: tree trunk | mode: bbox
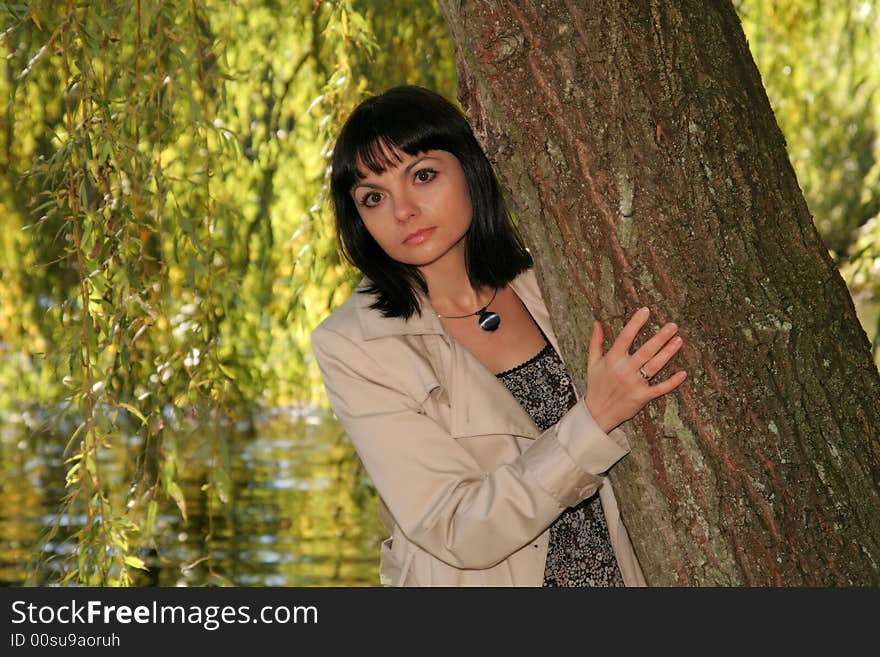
[437,0,880,585]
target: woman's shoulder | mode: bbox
[310,277,437,400]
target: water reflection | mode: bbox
[0,408,384,586]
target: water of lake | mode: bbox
[0,407,385,586]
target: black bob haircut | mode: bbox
[329,84,533,319]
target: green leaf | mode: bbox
[118,402,148,426]
[123,555,148,570]
[166,481,188,522]
[145,500,158,535]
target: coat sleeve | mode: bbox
[311,325,631,570]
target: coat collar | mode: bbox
[354,278,443,339]
[353,267,578,440]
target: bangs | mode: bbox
[354,137,408,179]
[350,119,444,180]
[335,93,457,191]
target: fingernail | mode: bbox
[639,306,650,316]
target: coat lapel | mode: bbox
[446,268,582,440]
[446,329,541,439]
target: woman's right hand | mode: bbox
[584,307,687,433]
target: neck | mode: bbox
[420,241,490,315]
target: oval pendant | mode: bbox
[478,310,501,331]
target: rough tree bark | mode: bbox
[437,0,880,585]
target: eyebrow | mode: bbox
[351,155,439,193]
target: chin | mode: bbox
[403,245,457,268]
[393,254,440,267]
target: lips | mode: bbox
[402,226,437,245]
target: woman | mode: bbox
[310,85,687,586]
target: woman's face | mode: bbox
[350,147,473,268]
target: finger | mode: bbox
[646,370,687,399]
[632,322,680,369]
[640,334,684,378]
[609,306,651,358]
[588,320,603,368]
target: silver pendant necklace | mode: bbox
[435,287,501,331]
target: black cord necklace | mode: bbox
[435,288,501,331]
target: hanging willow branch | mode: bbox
[0,0,243,585]
[0,0,457,585]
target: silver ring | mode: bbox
[638,367,651,381]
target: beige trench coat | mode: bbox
[311,266,646,586]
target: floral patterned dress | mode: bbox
[495,324,624,587]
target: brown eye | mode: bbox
[361,191,382,207]
[414,168,437,183]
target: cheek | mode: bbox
[361,217,399,253]
[456,187,474,227]
[449,173,473,222]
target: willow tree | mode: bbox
[437,0,880,584]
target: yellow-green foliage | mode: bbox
[0,0,454,585]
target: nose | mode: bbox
[393,188,419,223]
